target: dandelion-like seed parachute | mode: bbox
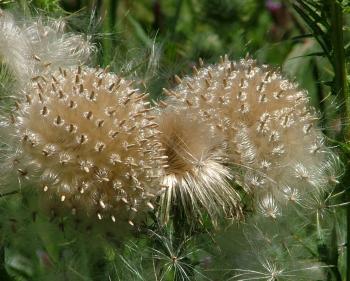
[161,55,341,219]
[0,10,164,224]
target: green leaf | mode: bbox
[127,15,153,48]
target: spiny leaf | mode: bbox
[297,0,330,29]
[293,2,332,64]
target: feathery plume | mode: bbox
[155,110,242,225]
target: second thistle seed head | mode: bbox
[162,56,341,219]
[6,66,164,223]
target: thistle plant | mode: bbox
[0,1,348,281]
[151,55,342,280]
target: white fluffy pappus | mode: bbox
[0,9,94,87]
[155,109,242,225]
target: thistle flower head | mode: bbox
[162,56,341,217]
[156,110,242,224]
[1,65,163,223]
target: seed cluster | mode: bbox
[161,56,340,218]
[11,66,164,224]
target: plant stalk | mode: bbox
[329,1,349,133]
[101,0,118,66]
[328,1,350,281]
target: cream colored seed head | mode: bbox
[163,56,341,218]
[156,110,242,225]
[10,66,163,222]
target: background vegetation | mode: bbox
[0,0,349,280]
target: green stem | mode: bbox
[329,0,349,135]
[101,0,118,66]
[328,1,350,281]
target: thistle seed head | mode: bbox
[163,57,341,216]
[5,66,163,223]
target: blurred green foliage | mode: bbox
[0,0,309,99]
